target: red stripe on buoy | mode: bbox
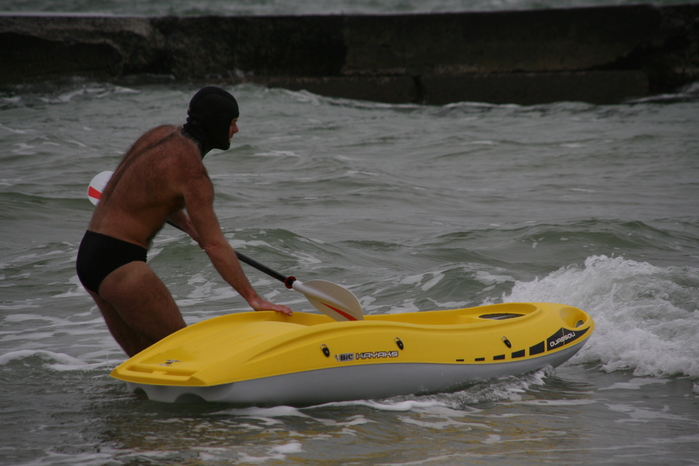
[88,186,102,200]
[321,302,358,321]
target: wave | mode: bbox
[1,0,693,17]
[0,80,141,111]
[503,255,699,378]
[0,349,113,371]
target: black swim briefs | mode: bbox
[76,230,147,294]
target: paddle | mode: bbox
[87,171,364,321]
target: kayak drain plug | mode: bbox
[395,338,404,350]
[320,344,330,357]
[502,336,512,348]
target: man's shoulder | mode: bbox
[129,125,182,156]
[150,126,201,160]
[130,125,203,173]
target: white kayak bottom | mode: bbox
[124,340,585,406]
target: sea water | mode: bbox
[1,1,699,465]
[0,0,697,15]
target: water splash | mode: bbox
[503,255,699,377]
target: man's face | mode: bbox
[228,119,239,143]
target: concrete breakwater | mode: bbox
[1,4,698,105]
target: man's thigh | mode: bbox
[98,261,186,344]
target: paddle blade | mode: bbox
[88,171,114,205]
[292,279,364,321]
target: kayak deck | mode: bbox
[111,302,594,405]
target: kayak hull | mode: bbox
[124,343,583,405]
[111,302,594,406]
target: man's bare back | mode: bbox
[77,87,292,357]
[89,125,201,247]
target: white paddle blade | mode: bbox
[292,279,364,321]
[87,170,114,205]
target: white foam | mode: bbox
[0,303,41,310]
[606,403,699,424]
[53,275,89,298]
[400,272,444,291]
[426,299,470,309]
[399,415,470,430]
[385,299,421,314]
[502,255,699,378]
[0,349,113,371]
[318,399,448,412]
[474,270,514,286]
[216,405,311,419]
[269,442,303,454]
[442,368,552,406]
[230,408,372,431]
[467,140,498,145]
[3,313,71,325]
[176,273,241,307]
[599,377,670,391]
[13,447,124,466]
[289,251,322,266]
[226,238,273,250]
[516,399,597,406]
[254,150,300,157]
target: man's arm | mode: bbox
[168,210,200,243]
[181,172,292,316]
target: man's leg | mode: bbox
[88,291,154,356]
[93,261,186,356]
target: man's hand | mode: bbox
[248,296,293,316]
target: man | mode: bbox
[77,86,292,357]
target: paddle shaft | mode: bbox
[166,219,295,288]
[237,252,294,288]
[167,218,362,320]
[166,220,363,321]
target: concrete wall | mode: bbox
[1,4,698,105]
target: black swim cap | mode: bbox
[182,86,239,156]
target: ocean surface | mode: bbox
[2,1,699,465]
[1,0,698,15]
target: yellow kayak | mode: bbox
[111,302,594,405]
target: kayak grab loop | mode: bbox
[395,337,404,350]
[502,336,512,348]
[320,344,330,357]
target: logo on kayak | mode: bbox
[547,327,589,350]
[356,351,399,360]
[549,331,577,349]
[335,353,354,362]
[159,359,181,366]
[335,351,400,362]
